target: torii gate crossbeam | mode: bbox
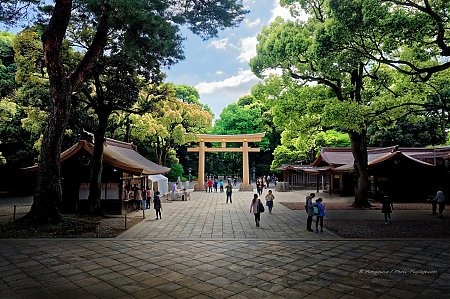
[187,133,265,191]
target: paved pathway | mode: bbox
[118,190,339,240]
[1,190,449,298]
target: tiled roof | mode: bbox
[23,138,170,175]
[283,145,449,173]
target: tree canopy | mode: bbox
[0,0,248,224]
[250,0,450,206]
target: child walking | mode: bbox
[265,190,274,213]
[381,196,394,224]
[315,198,325,233]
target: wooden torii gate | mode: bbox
[187,133,265,191]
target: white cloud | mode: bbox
[208,38,229,50]
[244,18,261,28]
[237,36,257,63]
[269,1,295,23]
[216,70,224,75]
[196,69,259,94]
[269,1,308,23]
[195,70,261,118]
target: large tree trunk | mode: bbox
[87,112,109,215]
[25,0,73,224]
[28,81,72,224]
[349,130,371,208]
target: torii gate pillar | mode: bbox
[187,133,265,191]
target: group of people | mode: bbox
[204,178,234,203]
[256,175,277,196]
[377,190,447,225]
[249,190,275,227]
[171,183,190,201]
[124,184,162,220]
[205,178,224,193]
[305,193,326,233]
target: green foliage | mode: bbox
[213,102,262,134]
[271,145,306,170]
[368,116,444,147]
[167,163,183,182]
[171,83,213,116]
[12,29,44,84]
[0,31,16,97]
[123,83,212,166]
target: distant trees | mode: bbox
[251,0,450,207]
[0,0,247,224]
[128,84,212,167]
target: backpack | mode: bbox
[313,205,319,216]
[258,201,265,213]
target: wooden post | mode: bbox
[187,133,264,192]
[316,173,319,193]
[197,140,205,190]
[13,205,16,220]
[329,173,332,195]
[240,141,252,190]
[124,213,127,230]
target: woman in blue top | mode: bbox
[219,180,224,193]
[315,198,325,233]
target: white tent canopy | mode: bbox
[147,174,168,197]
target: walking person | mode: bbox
[219,180,224,193]
[154,191,162,220]
[250,194,262,227]
[225,182,233,203]
[146,186,153,209]
[305,193,315,232]
[256,178,260,195]
[213,179,218,192]
[428,193,438,215]
[315,198,325,233]
[134,185,143,210]
[381,196,394,224]
[265,189,274,213]
[207,178,213,193]
[434,190,446,217]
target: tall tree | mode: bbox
[250,1,449,207]
[0,0,247,224]
[129,84,213,166]
[70,5,183,213]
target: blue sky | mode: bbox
[164,0,294,119]
[0,0,294,120]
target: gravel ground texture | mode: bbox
[279,201,433,210]
[281,202,450,238]
[0,214,143,238]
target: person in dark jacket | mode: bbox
[154,191,162,220]
[381,196,394,224]
[305,193,315,232]
[434,190,446,217]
